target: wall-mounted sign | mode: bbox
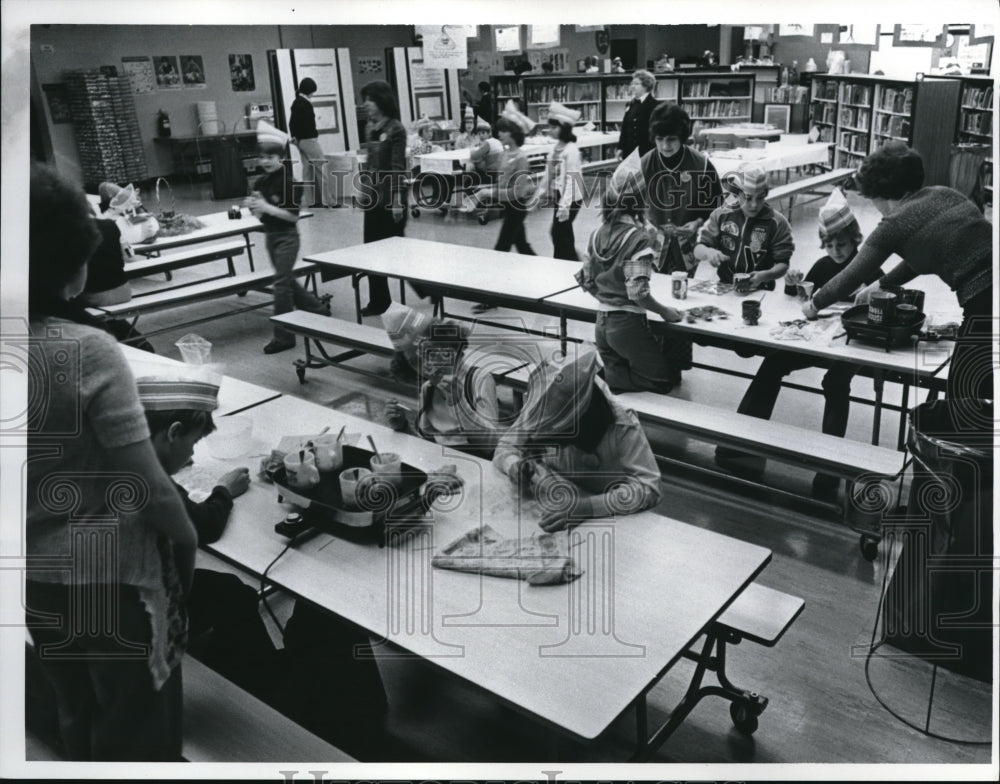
[418,25,468,69]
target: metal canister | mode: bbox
[868,290,897,325]
[671,271,688,300]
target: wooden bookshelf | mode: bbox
[943,74,994,143]
[676,72,755,127]
[490,75,523,125]
[809,74,960,185]
[522,75,603,125]
[602,74,679,133]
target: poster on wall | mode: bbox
[840,25,879,46]
[229,54,255,91]
[418,25,468,69]
[153,55,182,88]
[121,56,155,93]
[893,24,947,47]
[181,55,206,87]
[42,84,72,124]
[778,24,814,38]
[357,56,383,74]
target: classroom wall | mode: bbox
[766,25,875,74]
[30,24,413,182]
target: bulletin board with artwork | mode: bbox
[387,46,461,126]
[121,56,156,93]
[229,54,255,91]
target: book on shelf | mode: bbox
[959,111,993,136]
[840,83,872,106]
[526,82,599,104]
[838,130,870,154]
[876,86,913,114]
[814,81,839,101]
[962,86,994,110]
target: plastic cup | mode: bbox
[313,434,344,472]
[175,333,213,364]
[733,273,753,294]
[784,271,803,296]
[283,450,320,490]
[370,452,403,489]
[339,467,372,508]
[207,416,253,459]
[670,271,688,300]
[798,281,815,301]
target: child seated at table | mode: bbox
[493,348,662,532]
[578,190,685,393]
[693,164,794,291]
[468,119,503,182]
[381,304,504,458]
[715,190,881,494]
[408,116,443,157]
[133,363,277,699]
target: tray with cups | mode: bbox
[841,289,925,352]
[268,437,435,541]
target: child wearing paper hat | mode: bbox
[693,163,793,290]
[539,101,584,259]
[492,346,662,531]
[720,187,881,495]
[380,304,502,455]
[248,120,331,354]
[133,362,277,697]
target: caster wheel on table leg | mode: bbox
[477,214,488,225]
[730,701,759,735]
[294,362,307,384]
[860,535,879,562]
[411,208,420,218]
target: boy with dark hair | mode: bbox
[694,165,793,290]
[247,120,330,355]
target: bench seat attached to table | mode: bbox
[270,311,396,383]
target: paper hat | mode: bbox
[818,189,857,237]
[256,119,290,148]
[547,101,581,126]
[99,181,123,203]
[500,100,535,134]
[474,117,491,131]
[607,148,646,201]
[380,303,433,367]
[108,183,140,214]
[728,165,769,196]
[463,105,476,121]
[133,362,221,412]
[414,115,439,132]
[516,346,602,438]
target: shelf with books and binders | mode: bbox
[810,74,959,185]
[675,72,755,127]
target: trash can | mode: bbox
[881,398,994,682]
[211,136,248,200]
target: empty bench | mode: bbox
[766,167,855,221]
[270,311,396,383]
[639,582,803,758]
[126,239,252,291]
[87,262,318,342]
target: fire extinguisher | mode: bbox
[157,109,171,138]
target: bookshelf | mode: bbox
[676,72,755,127]
[945,74,994,143]
[522,75,603,126]
[490,75,523,124]
[601,74,679,133]
[809,74,960,185]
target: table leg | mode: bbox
[243,232,255,272]
[560,313,568,355]
[871,371,885,446]
[896,380,911,451]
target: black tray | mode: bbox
[273,445,431,539]
[841,304,925,352]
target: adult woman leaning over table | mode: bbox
[802,142,993,401]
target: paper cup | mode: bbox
[313,435,344,472]
[339,467,372,508]
[670,271,688,300]
[741,299,761,325]
[370,452,403,489]
[284,450,320,490]
[798,281,815,301]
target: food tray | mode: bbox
[273,445,429,535]
[840,304,925,352]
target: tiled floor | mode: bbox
[95,168,992,764]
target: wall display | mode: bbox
[778,24,815,38]
[229,54,255,91]
[763,103,791,132]
[528,25,560,48]
[840,25,879,47]
[121,55,155,93]
[969,24,995,44]
[42,83,72,124]
[387,46,461,126]
[357,56,383,75]
[418,25,468,69]
[181,55,206,87]
[153,55,182,88]
[893,25,947,47]
[494,26,521,53]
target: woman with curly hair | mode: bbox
[802,141,993,401]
